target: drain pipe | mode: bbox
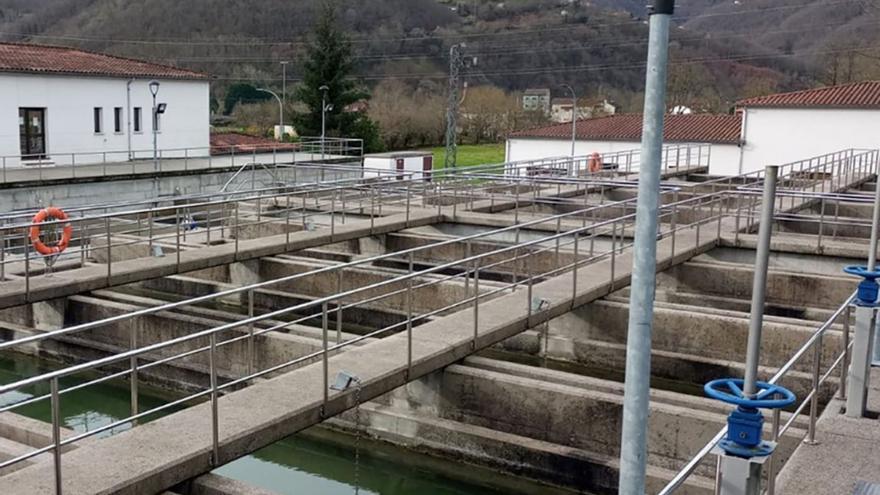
[617,1,673,494]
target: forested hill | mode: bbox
[0,0,876,111]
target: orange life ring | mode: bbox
[30,207,73,256]
[588,152,603,173]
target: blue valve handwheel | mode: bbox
[844,266,880,280]
[704,379,796,409]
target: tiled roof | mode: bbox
[0,42,208,80]
[210,133,297,155]
[737,81,880,108]
[510,113,742,144]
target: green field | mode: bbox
[429,143,505,169]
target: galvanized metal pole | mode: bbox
[743,166,778,396]
[850,160,880,409]
[868,171,880,364]
[618,2,673,494]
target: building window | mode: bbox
[114,107,123,133]
[153,109,161,132]
[93,107,103,134]
[134,107,142,132]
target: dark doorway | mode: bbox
[423,155,433,182]
[395,158,405,181]
[19,108,46,159]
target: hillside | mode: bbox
[0,0,867,110]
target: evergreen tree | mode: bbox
[295,1,383,151]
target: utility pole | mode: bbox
[281,61,288,139]
[445,44,465,170]
[617,1,674,494]
[559,84,577,158]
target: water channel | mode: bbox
[0,352,570,494]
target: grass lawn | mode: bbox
[428,143,505,169]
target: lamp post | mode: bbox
[257,88,283,142]
[149,80,160,171]
[559,84,577,160]
[281,61,289,139]
[319,85,331,161]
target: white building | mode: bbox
[0,42,210,167]
[363,151,434,180]
[506,113,743,174]
[551,98,617,123]
[736,81,880,174]
[522,88,551,114]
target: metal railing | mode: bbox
[0,145,875,493]
[502,143,711,178]
[0,145,706,293]
[0,180,736,492]
[0,137,365,184]
[658,293,854,495]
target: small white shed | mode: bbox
[363,151,434,180]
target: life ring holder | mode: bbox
[29,207,73,267]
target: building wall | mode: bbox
[0,73,210,167]
[363,154,433,180]
[740,107,880,173]
[506,137,741,175]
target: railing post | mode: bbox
[51,377,62,495]
[234,202,240,258]
[209,333,220,466]
[130,325,139,424]
[247,289,255,375]
[839,305,851,400]
[806,333,822,445]
[175,208,181,271]
[407,252,414,378]
[105,216,112,284]
[336,269,343,345]
[322,302,329,415]
[473,266,480,349]
[572,234,579,299]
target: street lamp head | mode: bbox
[319,85,329,94]
[149,80,160,97]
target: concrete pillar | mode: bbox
[229,260,260,287]
[31,299,66,331]
[358,235,387,256]
[389,370,444,416]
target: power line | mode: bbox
[210,41,880,84]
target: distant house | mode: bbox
[506,113,743,175]
[736,81,880,174]
[550,98,617,123]
[0,42,210,168]
[522,88,551,114]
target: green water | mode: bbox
[0,353,567,495]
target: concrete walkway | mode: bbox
[0,151,340,187]
[776,368,880,494]
[0,215,718,494]
[0,209,441,310]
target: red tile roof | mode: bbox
[0,42,208,80]
[210,132,298,155]
[511,114,742,144]
[737,81,880,109]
